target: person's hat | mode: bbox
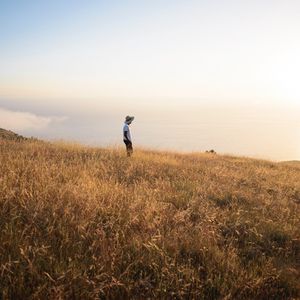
[125,116,135,122]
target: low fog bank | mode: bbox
[0,98,299,161]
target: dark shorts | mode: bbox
[123,140,133,155]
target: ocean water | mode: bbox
[34,105,299,161]
[1,99,299,161]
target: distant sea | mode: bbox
[33,110,299,161]
[1,99,299,161]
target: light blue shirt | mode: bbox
[123,123,132,142]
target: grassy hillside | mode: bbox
[0,139,299,299]
[0,128,28,141]
[280,161,300,169]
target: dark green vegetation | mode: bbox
[0,128,28,141]
[0,138,299,299]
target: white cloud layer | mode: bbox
[0,107,67,132]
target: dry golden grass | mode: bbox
[0,139,299,299]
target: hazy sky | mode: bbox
[0,0,299,160]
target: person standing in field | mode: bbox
[123,116,134,157]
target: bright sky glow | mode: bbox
[0,0,299,160]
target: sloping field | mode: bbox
[280,161,300,169]
[0,140,299,299]
[0,128,28,141]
